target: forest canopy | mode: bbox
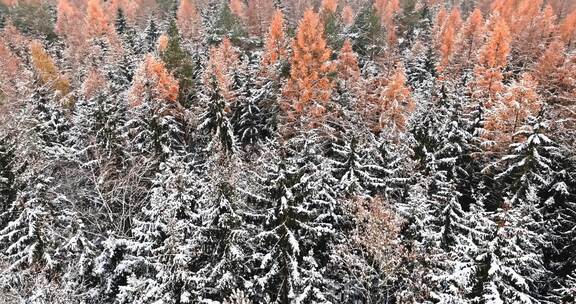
[0,0,575,303]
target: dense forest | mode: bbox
[0,0,575,303]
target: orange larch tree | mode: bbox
[55,0,81,37]
[511,3,557,67]
[321,0,338,14]
[129,54,179,107]
[374,0,401,46]
[283,8,334,121]
[342,5,355,27]
[246,0,275,37]
[437,19,456,73]
[447,6,462,30]
[29,40,70,96]
[453,8,484,74]
[484,73,541,148]
[472,15,511,107]
[176,0,202,41]
[86,0,111,38]
[337,39,360,93]
[204,37,238,102]
[378,63,414,134]
[490,0,517,22]
[81,68,107,100]
[432,6,448,39]
[509,0,542,36]
[261,10,287,68]
[534,39,573,101]
[559,8,576,48]
[157,34,169,53]
[0,38,24,100]
[436,7,462,74]
[229,0,247,22]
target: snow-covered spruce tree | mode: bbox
[115,8,139,55]
[108,53,135,93]
[467,118,557,303]
[425,158,484,302]
[410,83,452,164]
[0,135,24,227]
[367,133,414,201]
[247,155,338,303]
[0,174,62,275]
[126,76,185,164]
[161,19,197,108]
[29,82,72,156]
[468,198,549,304]
[348,5,385,62]
[492,118,560,208]
[72,84,128,171]
[194,175,254,302]
[231,75,274,151]
[90,154,202,303]
[404,42,436,97]
[140,19,162,54]
[540,162,576,302]
[330,135,382,196]
[198,76,238,156]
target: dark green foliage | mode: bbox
[115,8,139,53]
[1,2,57,41]
[349,6,385,60]
[208,2,247,44]
[161,19,197,108]
[199,77,237,155]
[141,19,161,54]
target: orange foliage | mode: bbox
[338,39,360,86]
[157,34,168,53]
[261,10,287,68]
[283,9,334,120]
[438,20,456,73]
[534,39,574,99]
[86,0,111,38]
[360,63,414,134]
[433,6,448,38]
[1,0,17,6]
[510,3,556,64]
[490,0,516,21]
[321,0,338,14]
[484,73,541,146]
[1,23,29,58]
[82,68,107,100]
[378,64,414,133]
[129,54,179,106]
[455,8,484,67]
[204,37,238,102]
[479,15,511,68]
[246,0,275,37]
[374,0,400,25]
[177,0,202,41]
[342,5,355,27]
[374,0,400,45]
[436,7,463,73]
[447,7,462,30]
[509,0,541,35]
[0,39,23,99]
[472,15,511,105]
[29,40,70,95]
[559,9,576,47]
[230,0,246,20]
[55,0,80,37]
